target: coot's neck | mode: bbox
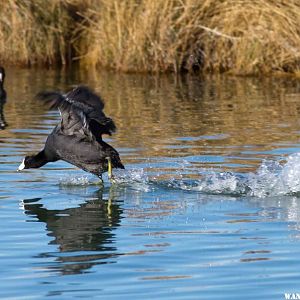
[28,150,49,168]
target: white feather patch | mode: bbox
[18,158,25,171]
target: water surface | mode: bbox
[1,68,300,299]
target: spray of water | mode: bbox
[58,153,300,198]
[59,174,96,186]
[176,153,300,198]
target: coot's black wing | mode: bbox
[36,86,116,139]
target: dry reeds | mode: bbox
[0,0,80,66]
[1,0,300,75]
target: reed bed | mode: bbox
[1,0,300,75]
[0,1,72,65]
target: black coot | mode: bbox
[18,86,124,181]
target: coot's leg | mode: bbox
[106,157,115,183]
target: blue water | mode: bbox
[1,69,300,299]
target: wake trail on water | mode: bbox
[59,153,300,198]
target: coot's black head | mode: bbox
[0,67,5,84]
[18,151,48,171]
[18,156,35,171]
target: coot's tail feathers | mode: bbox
[117,161,125,169]
[89,118,116,137]
[36,86,116,136]
[112,156,125,169]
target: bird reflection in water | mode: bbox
[22,188,122,275]
[0,66,7,129]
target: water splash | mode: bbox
[176,153,300,198]
[113,153,300,197]
[59,174,97,186]
[57,153,300,198]
[111,168,152,192]
[58,169,152,192]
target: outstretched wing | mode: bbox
[36,86,116,139]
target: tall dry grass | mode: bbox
[1,0,300,75]
[0,0,84,66]
[82,0,300,74]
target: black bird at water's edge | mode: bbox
[18,86,124,181]
[0,66,7,129]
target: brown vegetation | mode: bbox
[1,0,300,75]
